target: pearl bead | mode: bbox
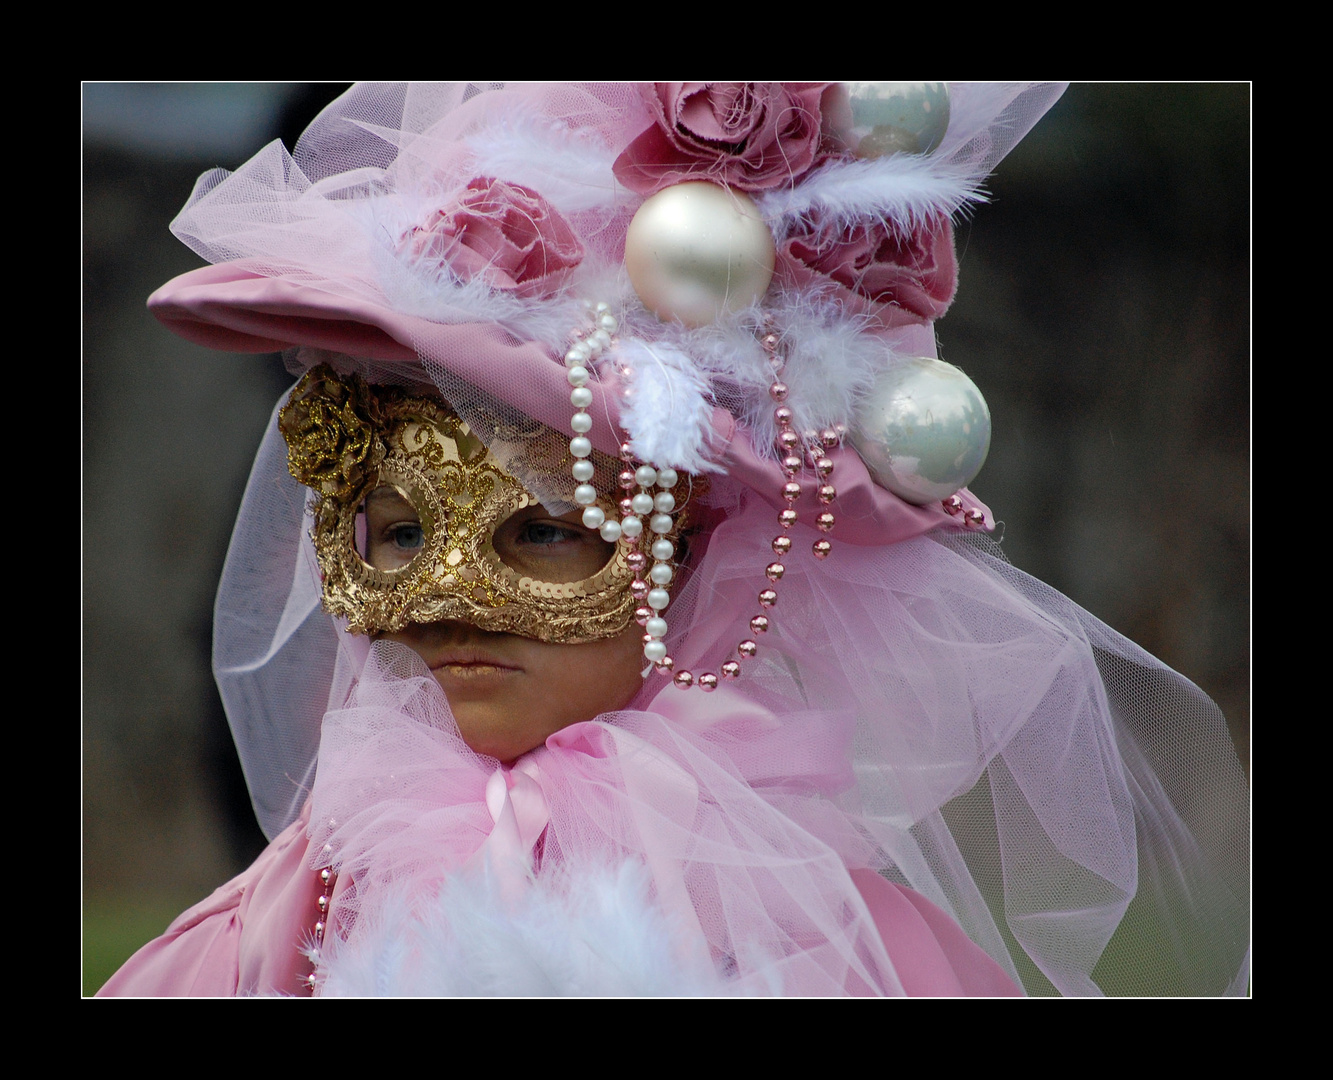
[631,492,654,514]
[625,181,776,327]
[570,437,592,458]
[565,343,590,366]
[750,615,769,634]
[581,506,605,529]
[738,640,758,658]
[650,513,673,534]
[758,589,777,608]
[567,365,590,387]
[644,640,668,663]
[599,313,618,333]
[674,671,695,689]
[651,539,674,561]
[698,673,718,692]
[599,520,623,542]
[656,468,678,488]
[574,484,597,505]
[849,356,992,505]
[650,562,673,585]
[572,459,595,482]
[646,616,668,638]
[621,516,643,538]
[570,412,592,433]
[654,491,675,513]
[635,465,658,487]
[813,539,832,559]
[570,386,593,408]
[590,329,612,353]
[838,82,951,158]
[647,588,670,610]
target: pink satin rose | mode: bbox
[614,82,839,195]
[401,177,584,298]
[779,215,958,321]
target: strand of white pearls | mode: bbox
[563,303,684,672]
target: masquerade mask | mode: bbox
[279,365,667,643]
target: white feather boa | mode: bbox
[312,858,733,997]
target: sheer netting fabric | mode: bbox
[217,427,1248,996]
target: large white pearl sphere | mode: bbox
[839,82,950,158]
[849,356,991,505]
[625,181,776,327]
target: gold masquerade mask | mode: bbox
[278,365,668,643]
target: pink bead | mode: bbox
[619,498,634,516]
[816,511,835,533]
[818,484,836,504]
[771,536,792,556]
[820,428,839,449]
[782,481,802,502]
[943,495,963,515]
[815,457,834,478]
[765,562,785,582]
[721,660,741,679]
[738,640,758,658]
[698,673,718,692]
[627,552,647,572]
[782,454,802,476]
[635,605,652,624]
[620,441,635,461]
[779,509,798,528]
[630,579,649,600]
[658,655,675,672]
[758,589,777,608]
[778,429,800,451]
[619,469,637,490]
[750,615,769,634]
[761,332,780,351]
[966,508,985,526]
[812,539,832,559]
[674,671,695,689]
[774,406,793,428]
[769,382,789,402]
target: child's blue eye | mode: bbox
[392,524,424,550]
[521,522,579,546]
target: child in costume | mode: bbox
[99,82,1249,996]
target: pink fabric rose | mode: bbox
[778,215,958,322]
[401,177,584,298]
[614,82,839,195]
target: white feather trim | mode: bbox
[759,155,987,241]
[314,859,731,997]
[466,113,627,216]
[616,339,720,474]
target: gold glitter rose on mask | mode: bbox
[279,366,385,500]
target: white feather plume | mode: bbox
[314,858,730,997]
[759,154,987,241]
[616,338,720,474]
[466,113,627,216]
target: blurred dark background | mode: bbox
[82,83,1249,992]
